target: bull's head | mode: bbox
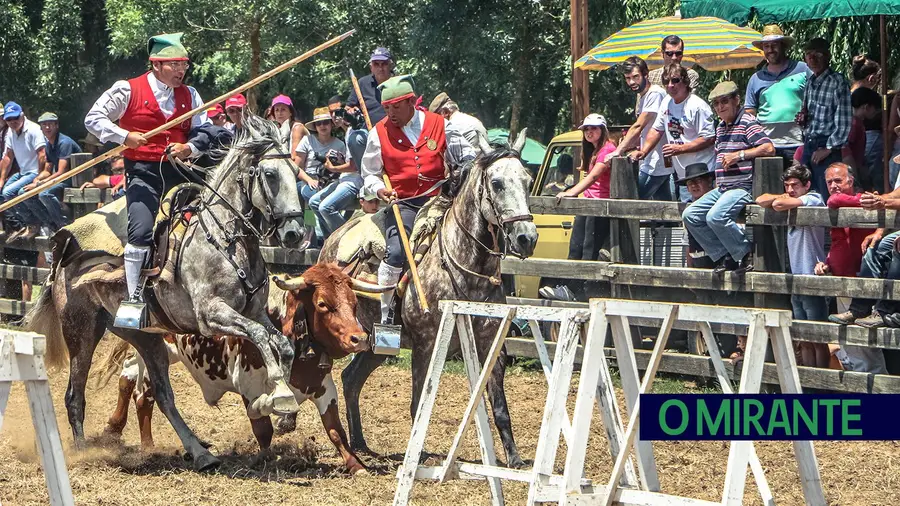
[272,267,394,357]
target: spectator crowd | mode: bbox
[540,26,900,376]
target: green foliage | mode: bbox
[3,0,898,143]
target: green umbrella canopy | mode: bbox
[681,0,900,25]
[487,128,547,168]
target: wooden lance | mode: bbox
[349,69,429,313]
[0,30,356,214]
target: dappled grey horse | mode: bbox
[319,132,538,467]
[27,113,305,471]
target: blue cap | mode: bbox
[369,47,392,63]
[3,102,23,120]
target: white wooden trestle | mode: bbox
[0,331,74,506]
[392,299,825,506]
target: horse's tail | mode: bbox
[92,337,132,389]
[24,280,68,370]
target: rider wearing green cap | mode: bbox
[84,32,210,327]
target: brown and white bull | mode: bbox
[102,263,390,474]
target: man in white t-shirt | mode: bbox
[635,63,715,203]
[429,93,489,154]
[0,102,47,239]
[606,56,671,200]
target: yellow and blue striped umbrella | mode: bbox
[575,16,764,72]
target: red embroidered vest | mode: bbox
[375,111,447,198]
[120,73,192,162]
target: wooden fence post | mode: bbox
[609,157,639,264]
[751,157,790,310]
[68,153,96,219]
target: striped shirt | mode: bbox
[714,112,772,192]
[802,68,852,149]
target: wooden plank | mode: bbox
[452,315,504,504]
[529,196,900,229]
[501,337,900,393]
[25,380,75,506]
[0,265,50,283]
[502,258,900,301]
[259,246,320,266]
[393,305,458,506]
[448,300,591,323]
[608,157,639,265]
[506,296,900,351]
[63,187,113,204]
[439,308,515,485]
[0,298,34,316]
[3,236,52,252]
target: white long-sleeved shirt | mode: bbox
[361,110,475,197]
[84,72,208,155]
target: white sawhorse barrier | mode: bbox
[392,299,825,506]
[0,331,74,506]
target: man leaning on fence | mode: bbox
[682,82,774,275]
[756,165,829,368]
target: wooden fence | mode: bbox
[0,154,897,393]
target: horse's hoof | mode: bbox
[507,455,526,469]
[351,466,369,477]
[271,384,300,415]
[273,416,297,437]
[194,452,221,472]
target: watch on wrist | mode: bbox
[739,150,745,161]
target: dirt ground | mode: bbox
[1,337,898,505]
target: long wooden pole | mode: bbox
[881,15,890,193]
[349,69,430,313]
[0,30,356,214]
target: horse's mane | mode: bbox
[207,112,284,189]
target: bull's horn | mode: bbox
[350,278,396,294]
[272,275,307,291]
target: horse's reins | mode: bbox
[168,148,302,301]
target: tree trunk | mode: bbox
[508,24,532,140]
[247,19,261,114]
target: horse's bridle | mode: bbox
[237,151,305,239]
[441,156,533,290]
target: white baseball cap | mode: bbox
[578,113,607,130]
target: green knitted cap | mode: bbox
[148,33,189,61]
[378,75,416,104]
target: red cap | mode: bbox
[225,93,247,109]
[207,104,225,118]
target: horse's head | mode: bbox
[474,130,538,258]
[223,113,305,247]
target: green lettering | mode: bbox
[767,399,791,436]
[743,399,765,436]
[820,399,840,435]
[841,400,862,436]
[698,399,729,436]
[660,400,689,435]
[793,399,817,436]
[733,398,740,435]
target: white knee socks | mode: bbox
[377,262,403,323]
[123,244,151,297]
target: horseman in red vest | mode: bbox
[359,75,476,324]
[84,33,209,326]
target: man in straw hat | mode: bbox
[745,25,809,169]
[84,32,210,325]
[360,74,476,325]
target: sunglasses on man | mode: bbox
[662,77,682,85]
[664,50,684,57]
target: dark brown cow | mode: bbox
[103,263,391,474]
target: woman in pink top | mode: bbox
[540,114,617,302]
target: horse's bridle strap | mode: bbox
[501,214,533,224]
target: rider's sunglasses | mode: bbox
[662,77,682,85]
[664,50,684,57]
